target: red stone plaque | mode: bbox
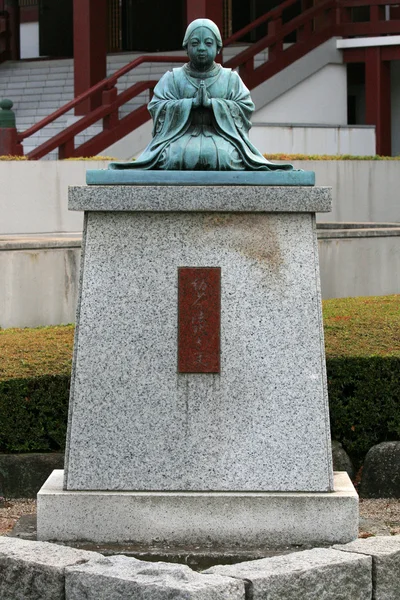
[178,267,221,373]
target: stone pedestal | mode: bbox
[37,176,358,545]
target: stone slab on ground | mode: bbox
[360,442,400,499]
[0,536,97,600]
[64,185,333,493]
[37,470,358,546]
[334,535,400,600]
[65,554,245,599]
[204,547,372,599]
[86,169,316,186]
[69,184,331,212]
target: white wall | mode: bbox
[1,159,399,236]
[288,160,400,223]
[253,65,348,125]
[1,229,399,327]
[249,125,375,156]
[0,161,109,235]
[110,123,375,161]
[0,242,80,329]
[20,22,40,59]
[319,233,400,299]
[391,60,400,157]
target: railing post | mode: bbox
[365,47,391,156]
[239,59,254,87]
[335,2,351,36]
[370,4,385,23]
[102,85,119,130]
[298,17,312,42]
[58,138,75,159]
[268,17,283,62]
[0,99,23,156]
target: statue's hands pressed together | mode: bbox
[193,82,211,109]
[200,82,211,108]
[192,86,202,108]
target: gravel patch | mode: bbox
[0,499,36,536]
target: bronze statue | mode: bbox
[110,19,292,171]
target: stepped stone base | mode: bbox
[37,471,358,547]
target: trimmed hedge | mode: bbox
[328,357,400,467]
[0,376,69,452]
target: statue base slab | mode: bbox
[37,470,358,546]
[86,169,315,186]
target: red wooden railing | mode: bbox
[18,55,186,160]
[9,0,400,159]
[223,0,400,88]
[223,0,337,89]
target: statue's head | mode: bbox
[183,19,222,70]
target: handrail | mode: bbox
[223,0,400,50]
[18,55,186,142]
[27,80,157,160]
[225,0,335,71]
[11,0,400,159]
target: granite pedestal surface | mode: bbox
[37,174,358,545]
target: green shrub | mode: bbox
[0,375,70,452]
[327,357,400,467]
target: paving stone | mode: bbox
[204,548,372,599]
[360,442,400,498]
[334,535,400,600]
[0,537,97,600]
[66,554,245,599]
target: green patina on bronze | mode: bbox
[0,99,16,129]
[110,19,293,172]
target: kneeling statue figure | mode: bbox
[110,19,292,172]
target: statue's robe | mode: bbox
[109,64,293,171]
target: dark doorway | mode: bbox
[347,63,366,125]
[39,0,73,57]
[122,0,185,51]
[232,0,301,43]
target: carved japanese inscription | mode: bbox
[178,267,221,373]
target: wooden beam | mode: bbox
[74,0,107,116]
[4,0,20,60]
[186,0,224,33]
[365,47,391,156]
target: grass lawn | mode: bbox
[323,295,400,358]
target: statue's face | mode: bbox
[187,27,217,69]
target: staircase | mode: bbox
[0,0,399,159]
[0,53,179,158]
[0,46,266,158]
